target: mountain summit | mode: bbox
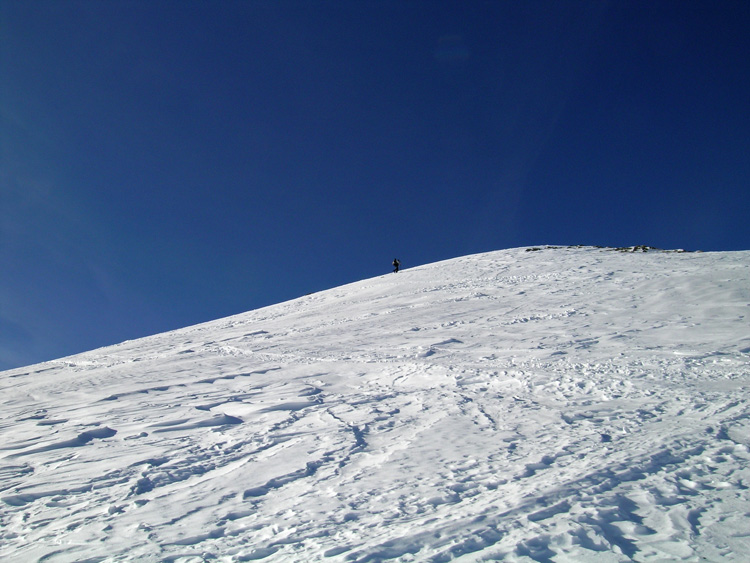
[2,246,749,562]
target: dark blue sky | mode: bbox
[2,1,749,370]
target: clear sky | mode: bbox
[1,1,749,371]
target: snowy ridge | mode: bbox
[1,246,749,562]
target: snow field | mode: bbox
[1,246,749,562]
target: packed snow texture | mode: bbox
[1,246,749,562]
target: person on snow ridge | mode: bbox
[393,258,400,273]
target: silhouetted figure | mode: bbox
[393,258,400,273]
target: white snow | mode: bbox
[1,246,749,562]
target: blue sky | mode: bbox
[2,1,749,371]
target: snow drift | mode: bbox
[1,246,749,562]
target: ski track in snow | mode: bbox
[1,246,749,562]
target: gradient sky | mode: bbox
[2,1,749,371]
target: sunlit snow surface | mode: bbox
[2,246,749,562]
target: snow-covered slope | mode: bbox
[2,246,749,562]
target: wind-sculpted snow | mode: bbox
[1,246,749,562]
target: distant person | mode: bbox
[393,258,400,273]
